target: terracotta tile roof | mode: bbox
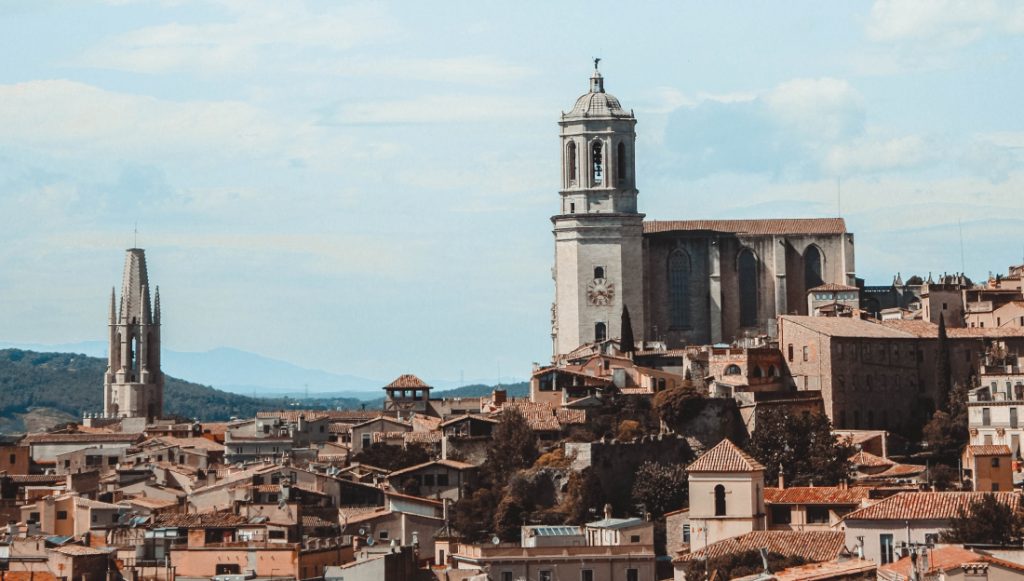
[50,544,111,556]
[780,315,915,339]
[385,374,430,389]
[618,387,654,395]
[849,450,894,468]
[966,444,1012,456]
[773,559,876,580]
[764,486,871,505]
[23,432,142,444]
[494,401,565,431]
[644,218,846,236]
[301,514,338,528]
[154,511,249,528]
[371,431,411,443]
[871,463,926,478]
[880,545,1024,577]
[6,474,64,484]
[687,439,765,473]
[404,431,442,444]
[881,319,1024,339]
[845,491,1020,521]
[675,530,845,564]
[389,459,477,478]
[531,366,613,386]
[123,496,177,509]
[808,283,859,292]
[255,411,331,422]
[556,408,587,425]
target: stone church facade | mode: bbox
[103,248,164,420]
[551,65,856,357]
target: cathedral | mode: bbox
[103,248,164,420]
[551,64,857,357]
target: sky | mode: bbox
[1,0,1023,383]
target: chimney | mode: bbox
[603,503,613,520]
[493,389,507,406]
[778,465,785,489]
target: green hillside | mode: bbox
[0,349,290,424]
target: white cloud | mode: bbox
[824,135,935,174]
[764,78,864,142]
[866,0,1024,44]
[327,94,547,125]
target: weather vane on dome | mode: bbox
[593,57,601,70]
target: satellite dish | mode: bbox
[358,527,366,536]
[491,536,501,546]
[366,537,375,546]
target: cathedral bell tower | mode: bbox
[551,61,645,357]
[103,248,164,421]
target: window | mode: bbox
[714,484,727,516]
[567,141,578,184]
[540,571,553,581]
[29,512,39,522]
[627,569,639,581]
[361,433,371,448]
[943,303,948,310]
[595,322,607,342]
[880,534,895,564]
[1012,408,1019,429]
[269,530,286,539]
[993,482,1001,491]
[738,249,758,327]
[570,202,575,214]
[423,474,436,486]
[802,346,809,362]
[594,266,605,280]
[724,365,742,376]
[582,570,594,581]
[379,530,389,540]
[502,573,513,581]
[591,140,604,184]
[807,506,830,524]
[992,457,1001,468]
[771,505,791,524]
[682,524,691,544]
[985,435,994,445]
[787,344,794,362]
[8,453,15,464]
[630,534,641,543]
[617,142,626,184]
[983,408,991,426]
[437,474,450,486]
[57,511,68,520]
[668,250,691,328]
[804,246,824,290]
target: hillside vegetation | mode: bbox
[0,349,284,423]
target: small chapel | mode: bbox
[551,63,857,357]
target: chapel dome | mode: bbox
[565,64,633,119]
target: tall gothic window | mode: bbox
[616,142,626,184]
[804,245,824,289]
[738,249,758,328]
[567,141,578,185]
[591,141,603,185]
[595,322,607,342]
[714,484,727,516]
[668,250,691,328]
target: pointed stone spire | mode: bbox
[927,272,934,285]
[894,272,904,287]
[154,286,161,325]
[119,248,150,324]
[140,284,151,325]
[109,287,117,323]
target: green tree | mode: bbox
[941,494,1024,544]
[563,469,605,525]
[631,461,688,518]
[653,383,705,430]
[620,305,636,354]
[485,409,539,484]
[747,408,852,486]
[451,487,502,543]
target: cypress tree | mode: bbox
[621,305,636,354]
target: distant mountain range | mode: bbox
[0,341,523,398]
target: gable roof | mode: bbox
[687,439,765,473]
[849,450,894,468]
[844,491,1020,521]
[966,444,1012,456]
[644,218,846,236]
[674,530,845,564]
[764,486,871,505]
[388,459,477,478]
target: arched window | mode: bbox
[567,141,578,185]
[724,364,742,376]
[592,141,604,185]
[714,484,727,516]
[804,246,824,290]
[738,249,758,327]
[668,250,691,328]
[768,364,779,377]
[752,366,763,378]
[595,322,607,342]
[594,266,605,280]
[616,142,626,184]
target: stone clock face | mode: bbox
[587,278,615,306]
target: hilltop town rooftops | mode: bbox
[687,439,765,473]
[644,218,846,236]
[844,491,1019,521]
[154,511,249,528]
[674,530,846,564]
[881,545,1024,578]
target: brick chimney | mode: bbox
[493,389,507,406]
[778,465,785,489]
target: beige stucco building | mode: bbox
[686,439,766,548]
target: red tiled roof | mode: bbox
[774,559,876,580]
[881,545,1024,577]
[764,486,871,505]
[385,374,430,389]
[644,218,846,236]
[51,545,111,556]
[808,283,859,292]
[556,408,587,425]
[871,463,926,478]
[849,450,893,468]
[301,514,338,529]
[388,459,477,478]
[966,444,1012,456]
[23,432,142,444]
[255,411,331,422]
[404,431,442,444]
[154,511,248,528]
[881,319,1024,339]
[674,530,845,564]
[687,439,765,473]
[844,491,1020,521]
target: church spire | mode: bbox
[109,287,116,323]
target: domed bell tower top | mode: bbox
[558,59,638,216]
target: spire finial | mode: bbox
[593,57,601,71]
[589,58,604,93]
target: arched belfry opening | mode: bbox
[591,140,604,185]
[567,141,578,186]
[616,142,626,185]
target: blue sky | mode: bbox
[1,0,1023,382]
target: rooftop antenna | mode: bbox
[836,177,842,217]
[958,220,966,275]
